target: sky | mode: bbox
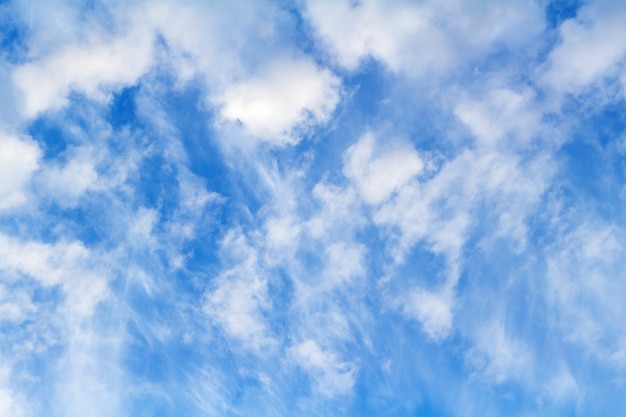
[1,0,626,416]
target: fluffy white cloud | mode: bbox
[0,387,23,417]
[344,132,423,205]
[306,182,363,241]
[13,27,154,118]
[545,221,626,359]
[465,318,533,384]
[396,289,454,341]
[304,0,452,72]
[454,88,541,147]
[0,133,41,210]
[540,2,626,95]
[0,285,36,325]
[372,124,550,340]
[38,157,98,206]
[204,231,274,351]
[289,339,357,397]
[543,368,580,403]
[304,0,544,73]
[217,57,340,145]
[0,234,108,317]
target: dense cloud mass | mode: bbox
[2,0,626,416]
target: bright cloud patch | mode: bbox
[13,28,154,117]
[0,133,40,210]
[218,57,340,144]
[344,132,424,205]
[305,0,544,73]
[289,339,358,397]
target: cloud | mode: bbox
[216,57,340,145]
[0,234,109,318]
[540,2,626,95]
[543,368,580,404]
[454,88,542,147]
[203,230,275,352]
[343,132,424,205]
[397,289,454,341]
[0,284,36,325]
[0,132,41,210]
[465,318,533,384]
[13,25,154,118]
[5,0,626,415]
[304,0,544,74]
[545,220,626,359]
[289,339,358,397]
[0,386,24,417]
[304,0,452,73]
[38,157,98,206]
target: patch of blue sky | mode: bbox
[545,0,583,28]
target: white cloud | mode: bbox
[265,215,301,249]
[372,120,551,340]
[0,234,109,317]
[466,319,532,384]
[343,132,424,205]
[145,0,277,84]
[540,2,626,95]
[306,182,362,241]
[128,207,159,248]
[304,0,452,73]
[375,144,550,264]
[0,387,23,417]
[454,88,541,147]
[217,57,340,145]
[10,1,342,149]
[264,215,302,266]
[304,0,544,74]
[0,133,41,210]
[543,368,580,403]
[38,157,98,206]
[289,339,357,397]
[324,242,365,287]
[203,230,274,351]
[397,289,453,341]
[13,26,154,118]
[0,285,36,325]
[545,221,626,358]
[373,152,470,264]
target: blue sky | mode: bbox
[1,0,626,415]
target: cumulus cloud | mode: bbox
[545,221,626,357]
[0,386,23,417]
[540,1,626,95]
[38,157,98,206]
[304,0,453,72]
[0,234,109,317]
[217,57,340,145]
[289,339,358,397]
[343,132,424,205]
[454,88,542,147]
[304,0,544,74]
[0,133,40,210]
[13,27,154,118]
[203,230,275,352]
[397,289,454,341]
[466,318,533,384]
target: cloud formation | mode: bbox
[2,1,626,416]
